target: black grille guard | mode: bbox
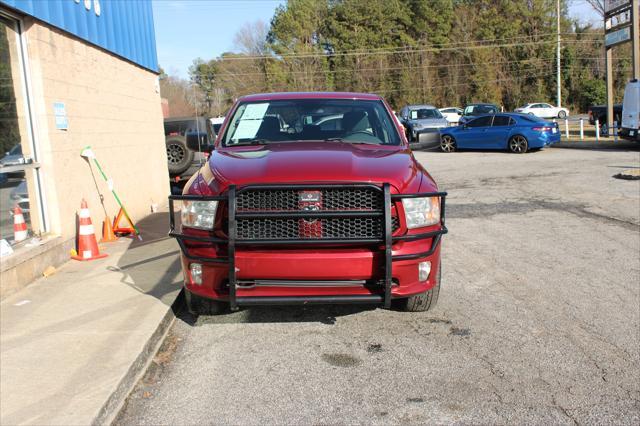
[169,183,447,310]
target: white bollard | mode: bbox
[613,120,618,143]
[579,118,584,140]
[565,118,569,139]
[595,119,600,141]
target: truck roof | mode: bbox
[238,92,383,102]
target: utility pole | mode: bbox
[633,0,639,79]
[557,0,561,107]
[606,46,614,132]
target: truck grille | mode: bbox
[235,187,399,241]
[237,188,382,212]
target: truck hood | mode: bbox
[409,118,448,128]
[208,141,428,193]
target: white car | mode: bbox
[515,103,569,119]
[439,107,463,124]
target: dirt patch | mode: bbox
[321,353,362,367]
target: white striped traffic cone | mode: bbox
[13,206,28,242]
[71,199,107,261]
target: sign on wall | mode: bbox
[53,102,68,130]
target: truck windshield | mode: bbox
[410,108,442,119]
[222,99,401,146]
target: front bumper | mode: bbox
[169,184,447,310]
[410,129,442,148]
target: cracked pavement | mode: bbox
[116,143,640,425]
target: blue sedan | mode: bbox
[439,113,561,153]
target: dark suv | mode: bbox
[459,103,500,125]
[164,117,215,193]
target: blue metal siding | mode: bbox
[0,0,158,72]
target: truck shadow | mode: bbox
[112,211,183,306]
[178,303,378,326]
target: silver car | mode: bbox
[399,105,449,149]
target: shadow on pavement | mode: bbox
[112,212,182,306]
[176,303,378,326]
[552,140,640,152]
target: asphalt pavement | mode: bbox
[116,141,640,425]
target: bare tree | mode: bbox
[233,20,269,55]
[584,0,604,16]
[159,74,197,117]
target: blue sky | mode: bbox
[153,0,602,79]
[153,0,284,77]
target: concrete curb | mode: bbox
[93,290,185,426]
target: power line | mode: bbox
[369,70,559,94]
[218,38,601,62]
[216,58,555,78]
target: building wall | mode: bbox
[23,17,169,241]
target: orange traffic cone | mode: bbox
[113,207,135,236]
[101,215,118,243]
[13,206,28,242]
[72,199,108,261]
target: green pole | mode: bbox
[82,146,142,239]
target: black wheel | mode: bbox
[508,135,528,153]
[397,263,441,312]
[557,110,566,119]
[166,136,194,175]
[440,135,457,152]
[185,289,226,316]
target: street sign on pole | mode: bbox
[603,0,638,135]
[605,0,631,14]
[605,26,632,47]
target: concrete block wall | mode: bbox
[23,18,169,240]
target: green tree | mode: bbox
[189,58,217,115]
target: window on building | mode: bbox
[0,13,46,247]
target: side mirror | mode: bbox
[186,134,210,152]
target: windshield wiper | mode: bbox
[231,139,272,146]
[323,138,381,145]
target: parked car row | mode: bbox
[395,100,566,153]
[439,113,560,153]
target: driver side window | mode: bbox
[467,116,493,128]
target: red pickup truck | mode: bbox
[170,92,447,314]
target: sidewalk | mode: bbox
[0,212,181,425]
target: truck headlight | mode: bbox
[402,197,441,229]
[181,200,218,229]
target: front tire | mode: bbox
[398,264,441,312]
[440,135,457,152]
[185,289,226,316]
[508,135,528,153]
